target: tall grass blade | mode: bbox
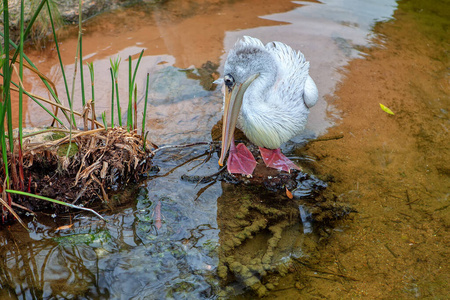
[114,59,121,127]
[46,0,74,125]
[0,34,69,126]
[131,50,145,86]
[5,0,72,127]
[88,62,96,129]
[7,79,69,126]
[0,0,13,153]
[10,0,47,64]
[109,67,115,128]
[133,84,137,131]
[6,189,106,221]
[109,57,122,126]
[102,112,107,129]
[78,0,86,107]
[88,63,95,102]
[127,56,132,131]
[128,50,144,131]
[142,73,150,137]
[64,0,85,156]
[1,0,11,188]
[18,0,25,149]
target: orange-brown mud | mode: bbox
[268,3,450,299]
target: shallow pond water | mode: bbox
[3,0,449,299]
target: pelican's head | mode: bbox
[218,37,277,166]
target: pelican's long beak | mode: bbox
[219,73,259,166]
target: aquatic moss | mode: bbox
[51,132,67,140]
[54,233,94,245]
[253,283,268,298]
[217,264,228,279]
[262,221,289,264]
[57,142,79,157]
[276,263,289,277]
[252,202,287,217]
[234,217,267,243]
[229,261,243,273]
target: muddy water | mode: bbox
[2,0,449,299]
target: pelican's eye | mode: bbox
[224,74,235,88]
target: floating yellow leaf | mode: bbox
[380,103,395,115]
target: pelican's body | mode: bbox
[219,36,318,175]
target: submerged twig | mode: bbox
[152,141,218,155]
[309,134,344,143]
[181,165,227,184]
[0,197,28,230]
[11,201,35,215]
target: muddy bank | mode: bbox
[3,127,155,218]
[3,0,162,41]
[275,1,449,298]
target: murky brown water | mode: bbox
[2,0,449,298]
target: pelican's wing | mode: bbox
[265,41,310,106]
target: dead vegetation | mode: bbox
[3,127,156,215]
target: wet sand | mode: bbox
[275,3,449,298]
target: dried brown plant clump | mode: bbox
[5,127,156,214]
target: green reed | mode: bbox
[110,56,122,127]
[128,50,144,131]
[1,0,152,225]
[1,0,12,188]
[142,73,150,137]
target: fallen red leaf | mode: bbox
[285,187,293,199]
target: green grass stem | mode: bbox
[18,0,25,148]
[64,0,84,156]
[109,67,115,127]
[133,84,137,130]
[1,0,12,187]
[78,0,86,107]
[127,50,144,131]
[102,112,107,129]
[88,62,96,129]
[88,62,95,103]
[45,0,74,126]
[6,189,106,221]
[127,57,132,130]
[142,73,150,137]
[10,0,47,64]
[5,78,64,126]
[0,33,69,126]
[114,64,121,127]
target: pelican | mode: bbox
[218,36,318,175]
